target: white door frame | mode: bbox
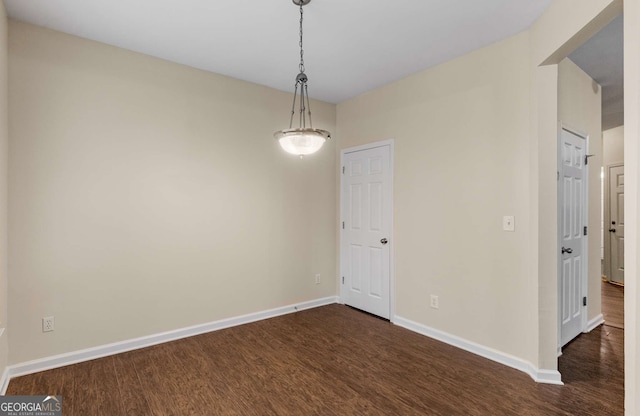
[557,124,589,351]
[339,139,395,322]
[605,162,624,283]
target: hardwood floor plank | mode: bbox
[186,323,367,415]
[5,304,625,415]
[6,367,75,414]
[167,335,258,416]
[127,344,199,416]
[259,313,444,414]
[169,335,264,415]
[277,308,520,414]
[113,352,153,416]
[557,325,624,414]
[5,374,35,396]
[602,281,624,329]
[72,358,124,416]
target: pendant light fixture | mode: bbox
[274,0,330,158]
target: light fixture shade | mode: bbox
[274,128,330,156]
[274,0,330,158]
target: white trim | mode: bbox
[394,315,564,386]
[605,163,624,283]
[583,130,591,334]
[585,313,605,332]
[339,139,395,321]
[535,369,564,385]
[388,142,395,322]
[341,139,395,155]
[0,367,9,395]
[6,296,338,381]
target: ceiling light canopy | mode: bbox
[274,0,330,158]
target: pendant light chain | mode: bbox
[305,83,314,128]
[273,0,330,158]
[288,82,299,129]
[298,3,307,129]
[299,4,305,74]
[300,74,306,128]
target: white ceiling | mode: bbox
[569,14,624,131]
[4,0,555,104]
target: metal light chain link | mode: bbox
[299,4,305,73]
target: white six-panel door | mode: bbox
[341,143,392,319]
[559,129,588,347]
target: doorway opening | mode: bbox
[555,11,624,392]
[567,12,624,332]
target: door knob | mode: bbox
[609,228,616,233]
[380,238,388,245]
[561,247,573,254]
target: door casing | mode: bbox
[605,163,625,284]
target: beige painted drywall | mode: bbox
[337,31,538,366]
[604,126,624,166]
[624,0,640,413]
[0,0,10,376]
[558,58,602,322]
[532,64,561,371]
[8,21,337,364]
[531,63,559,371]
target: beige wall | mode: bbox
[0,0,10,377]
[558,58,602,322]
[624,0,640,412]
[604,126,624,166]
[337,32,538,366]
[531,63,559,370]
[8,21,337,364]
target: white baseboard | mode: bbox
[394,316,563,386]
[585,314,605,332]
[533,369,563,384]
[6,296,338,383]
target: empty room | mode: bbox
[0,0,638,415]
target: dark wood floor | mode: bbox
[7,304,624,415]
[602,280,624,329]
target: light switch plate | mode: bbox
[503,216,515,232]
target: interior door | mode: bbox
[608,164,624,284]
[559,129,587,347]
[341,144,392,319]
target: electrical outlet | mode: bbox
[42,316,54,332]
[315,273,321,285]
[503,215,515,232]
[430,295,439,309]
